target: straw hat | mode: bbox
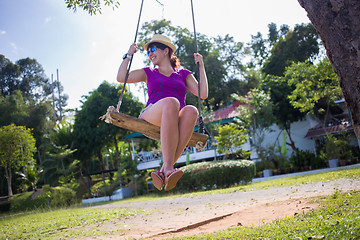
[144,34,176,53]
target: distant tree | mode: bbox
[235,89,275,159]
[49,120,75,150]
[16,164,43,192]
[43,120,78,186]
[215,124,249,160]
[73,81,143,175]
[287,58,342,125]
[237,68,263,96]
[0,90,54,163]
[260,75,306,153]
[0,55,19,97]
[0,90,29,126]
[298,0,360,140]
[267,23,279,45]
[0,55,67,121]
[64,0,120,15]
[0,124,36,196]
[249,32,268,66]
[0,55,68,163]
[248,23,290,66]
[0,55,54,101]
[43,146,78,186]
[249,23,322,153]
[262,23,320,76]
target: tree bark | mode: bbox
[298,0,360,140]
[97,151,106,171]
[286,127,299,153]
[3,160,13,197]
[82,161,91,181]
[113,135,120,167]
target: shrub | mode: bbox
[91,180,112,197]
[290,150,325,171]
[9,191,48,212]
[176,160,256,191]
[51,186,76,207]
[0,197,10,212]
[41,185,76,207]
[215,124,249,160]
[90,178,126,197]
[7,185,77,212]
[256,160,276,172]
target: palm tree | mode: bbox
[17,164,43,191]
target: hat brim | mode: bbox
[144,40,176,53]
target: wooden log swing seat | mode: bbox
[100,0,209,151]
[102,107,208,151]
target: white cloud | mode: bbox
[0,30,6,35]
[44,17,52,24]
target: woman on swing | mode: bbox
[117,34,208,191]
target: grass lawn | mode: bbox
[0,207,146,239]
[1,166,359,239]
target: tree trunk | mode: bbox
[3,162,13,197]
[97,151,110,178]
[7,176,12,197]
[61,159,67,183]
[82,161,91,181]
[113,135,120,167]
[286,127,299,153]
[97,151,106,170]
[298,0,360,140]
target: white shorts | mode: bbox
[139,103,153,118]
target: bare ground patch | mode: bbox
[78,178,360,240]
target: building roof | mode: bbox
[305,123,353,138]
[205,101,244,123]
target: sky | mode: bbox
[0,0,310,110]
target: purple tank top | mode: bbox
[143,67,192,110]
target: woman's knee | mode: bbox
[181,105,199,120]
[162,97,180,112]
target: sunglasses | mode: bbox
[147,45,166,56]
[147,46,157,56]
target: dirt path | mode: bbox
[82,178,360,240]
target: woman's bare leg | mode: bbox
[173,105,198,163]
[140,98,198,175]
[140,97,180,175]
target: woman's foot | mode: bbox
[151,171,165,191]
[164,169,184,191]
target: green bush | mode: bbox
[91,180,113,197]
[0,199,10,212]
[176,160,256,191]
[51,186,76,207]
[256,160,276,172]
[7,185,77,212]
[63,182,87,200]
[290,150,325,171]
[9,191,48,212]
[41,185,76,207]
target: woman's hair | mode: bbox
[169,50,181,69]
[149,42,181,69]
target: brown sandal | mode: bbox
[151,171,165,191]
[164,169,184,191]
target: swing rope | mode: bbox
[100,0,144,123]
[117,0,145,112]
[102,0,205,137]
[190,0,204,134]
